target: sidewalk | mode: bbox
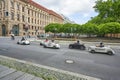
[0,65,43,80]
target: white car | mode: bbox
[88,46,115,55]
[17,39,30,45]
[43,41,60,49]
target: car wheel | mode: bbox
[90,50,95,53]
[40,43,42,46]
[108,51,113,55]
[69,45,73,49]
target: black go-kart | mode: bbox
[69,43,86,50]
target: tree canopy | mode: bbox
[89,0,120,24]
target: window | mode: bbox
[32,18,33,23]
[28,10,30,14]
[11,0,14,9]
[22,15,25,22]
[17,3,20,10]
[0,12,1,19]
[11,12,14,20]
[32,11,33,16]
[28,17,30,23]
[0,3,2,9]
[17,14,20,21]
[5,12,8,16]
[35,19,36,24]
[32,26,33,30]
[22,7,24,12]
[2,0,5,9]
[32,32,34,35]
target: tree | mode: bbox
[99,22,120,38]
[45,23,62,33]
[92,0,120,24]
[82,23,98,37]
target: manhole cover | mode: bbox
[65,59,74,64]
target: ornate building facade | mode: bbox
[0,0,63,36]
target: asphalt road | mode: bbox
[0,37,120,80]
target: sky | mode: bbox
[33,0,98,24]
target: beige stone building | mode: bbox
[0,0,63,36]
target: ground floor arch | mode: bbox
[12,25,19,36]
[1,24,6,36]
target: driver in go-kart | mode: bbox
[21,37,25,41]
[97,42,104,47]
[75,40,80,45]
[45,38,49,42]
[48,39,55,45]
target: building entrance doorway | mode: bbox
[12,25,19,36]
[2,25,6,36]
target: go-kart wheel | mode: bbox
[108,51,113,55]
[53,46,56,49]
[44,45,47,48]
[40,43,42,46]
[17,42,19,44]
[90,50,95,53]
[23,42,26,45]
[69,45,73,49]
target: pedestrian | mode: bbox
[11,33,15,40]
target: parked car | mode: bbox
[43,40,60,49]
[88,46,115,55]
[17,39,30,45]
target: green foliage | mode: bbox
[99,22,120,34]
[82,23,98,35]
[45,23,62,33]
[89,0,120,24]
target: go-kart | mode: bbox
[43,41,60,49]
[88,46,115,55]
[40,40,46,46]
[69,43,86,50]
[17,39,30,45]
[40,40,50,46]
